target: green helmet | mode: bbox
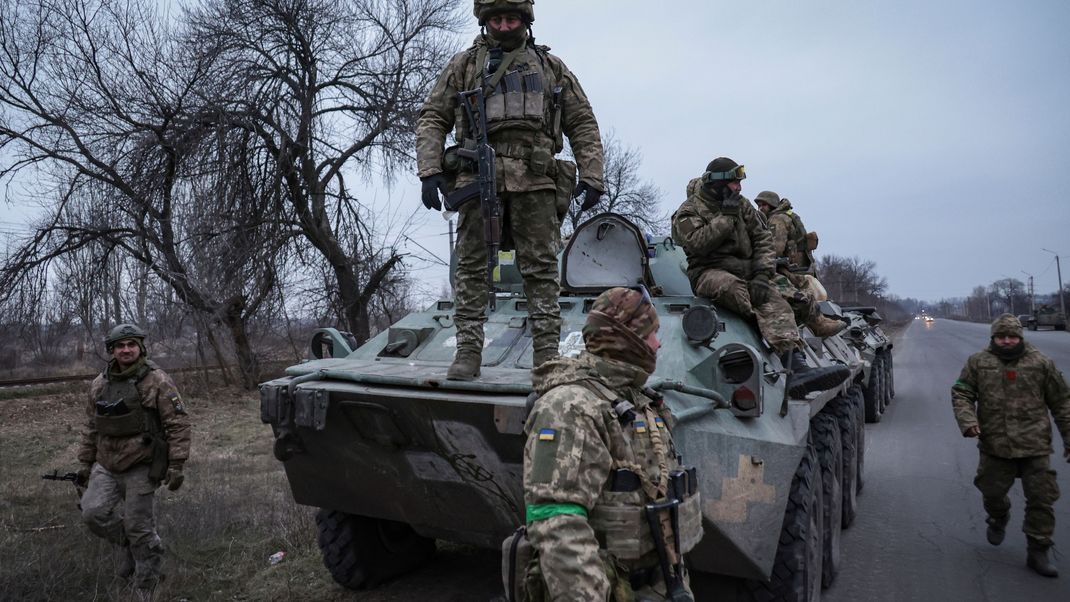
[754,190,781,207]
[105,323,147,351]
[473,0,534,25]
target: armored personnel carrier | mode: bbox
[837,305,894,423]
[1026,304,1067,331]
[260,213,883,601]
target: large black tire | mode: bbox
[812,414,843,589]
[885,351,895,400]
[750,440,824,602]
[826,394,858,528]
[315,509,436,590]
[863,358,884,424]
[849,386,866,494]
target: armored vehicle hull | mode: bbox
[261,214,887,600]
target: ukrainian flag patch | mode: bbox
[654,416,665,429]
[538,428,556,441]
[634,421,648,434]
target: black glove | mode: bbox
[720,191,743,215]
[421,174,447,211]
[749,273,775,307]
[163,464,184,491]
[76,463,92,487]
[573,181,602,212]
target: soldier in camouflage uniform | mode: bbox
[523,287,700,601]
[76,324,192,593]
[416,0,605,380]
[753,191,843,338]
[671,158,848,397]
[952,314,1070,577]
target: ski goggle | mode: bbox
[702,165,747,183]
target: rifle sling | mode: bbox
[479,44,526,94]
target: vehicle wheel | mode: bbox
[850,386,866,494]
[813,414,843,588]
[1028,322,1038,331]
[1056,324,1066,331]
[827,395,858,527]
[315,509,436,590]
[862,359,883,424]
[749,440,824,602]
[884,351,895,400]
[880,354,893,409]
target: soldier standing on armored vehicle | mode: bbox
[520,287,700,601]
[952,313,1070,578]
[416,0,605,381]
[753,190,841,336]
[76,324,191,594]
[671,158,848,397]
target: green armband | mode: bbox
[952,379,976,395]
[526,503,588,524]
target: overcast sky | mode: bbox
[402,0,1070,302]
[4,0,1069,303]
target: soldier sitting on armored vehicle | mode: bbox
[671,157,848,397]
[753,190,842,337]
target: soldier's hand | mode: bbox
[748,274,775,307]
[720,192,743,215]
[420,174,447,211]
[76,463,92,487]
[163,464,184,491]
[573,181,603,212]
[963,425,981,438]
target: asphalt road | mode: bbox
[824,318,1070,602]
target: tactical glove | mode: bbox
[163,464,184,491]
[76,463,92,487]
[964,425,981,438]
[573,181,603,212]
[748,274,775,307]
[420,174,447,211]
[720,192,743,216]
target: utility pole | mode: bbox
[1022,271,1035,313]
[1043,248,1066,318]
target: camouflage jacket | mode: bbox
[766,199,806,262]
[415,34,604,193]
[523,352,684,598]
[951,343,1070,458]
[671,186,774,284]
[77,361,192,473]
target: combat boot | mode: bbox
[808,314,847,338]
[447,350,482,381]
[985,515,1007,546]
[1027,542,1058,578]
[786,350,851,398]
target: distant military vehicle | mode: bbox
[838,306,894,423]
[1025,304,1066,331]
[260,213,890,601]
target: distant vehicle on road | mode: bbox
[924,316,934,324]
[1024,305,1066,331]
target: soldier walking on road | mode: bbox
[76,324,192,594]
[519,287,701,601]
[952,313,1070,577]
[671,158,848,397]
[416,0,605,380]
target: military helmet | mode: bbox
[474,0,534,25]
[990,313,1023,338]
[105,323,147,351]
[755,190,781,207]
[702,157,746,185]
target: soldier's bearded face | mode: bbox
[111,338,142,367]
[727,180,742,193]
[487,13,523,32]
[993,334,1022,348]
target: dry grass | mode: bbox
[0,378,336,602]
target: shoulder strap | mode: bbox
[483,44,527,92]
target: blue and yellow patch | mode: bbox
[538,428,556,442]
[654,416,665,429]
[634,421,648,434]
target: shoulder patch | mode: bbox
[168,391,186,414]
[538,428,556,441]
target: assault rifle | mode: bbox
[41,469,87,488]
[450,88,500,311]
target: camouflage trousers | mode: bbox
[694,268,800,353]
[454,188,561,363]
[773,274,823,330]
[82,463,164,588]
[974,452,1060,546]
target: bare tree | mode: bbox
[563,130,665,236]
[185,0,464,343]
[816,255,888,304]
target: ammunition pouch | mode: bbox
[95,411,143,437]
[147,431,169,482]
[589,491,702,561]
[501,526,533,602]
[553,159,577,222]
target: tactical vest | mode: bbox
[94,363,159,438]
[579,380,703,562]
